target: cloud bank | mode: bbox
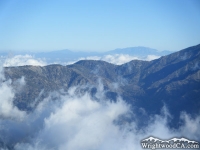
[67,54,161,65]
[1,53,161,67]
[2,55,46,67]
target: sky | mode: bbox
[0,0,200,52]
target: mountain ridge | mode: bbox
[3,44,200,128]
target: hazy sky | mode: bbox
[0,0,200,52]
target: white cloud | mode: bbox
[66,54,161,65]
[40,97,128,150]
[2,55,47,67]
[99,54,161,64]
[179,112,200,140]
[12,88,200,150]
[0,64,26,120]
[101,54,139,65]
[145,55,161,61]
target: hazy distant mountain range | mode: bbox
[1,47,172,64]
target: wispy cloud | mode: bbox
[66,54,161,65]
[2,55,46,67]
[0,63,26,120]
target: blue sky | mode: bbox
[0,0,200,52]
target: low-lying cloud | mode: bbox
[67,54,161,65]
[1,53,161,67]
[2,55,46,67]
[0,63,26,120]
[101,54,160,65]
[0,82,199,149]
